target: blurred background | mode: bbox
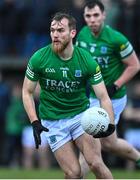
[0,0,140,172]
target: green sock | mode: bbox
[136,159,140,167]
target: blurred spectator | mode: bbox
[69,0,86,32]
[2,82,26,167]
[123,81,140,169]
[57,0,86,33]
[0,71,11,165]
[101,0,120,28]
[22,84,52,169]
[117,0,140,56]
[23,0,58,58]
[0,0,30,56]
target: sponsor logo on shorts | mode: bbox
[49,135,57,144]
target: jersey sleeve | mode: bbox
[85,52,103,85]
[114,31,133,59]
[25,51,41,81]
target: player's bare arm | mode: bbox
[22,77,38,123]
[92,81,114,124]
[115,52,140,88]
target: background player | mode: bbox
[76,0,140,176]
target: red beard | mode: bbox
[52,39,70,54]
[52,42,64,53]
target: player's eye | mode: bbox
[50,28,54,33]
[85,14,91,18]
[94,13,100,17]
[57,28,65,33]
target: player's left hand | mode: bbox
[93,124,115,138]
[106,84,119,98]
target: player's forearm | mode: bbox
[93,82,115,124]
[115,67,139,88]
[100,97,114,125]
[22,91,38,123]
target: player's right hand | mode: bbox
[106,84,119,98]
[31,120,49,149]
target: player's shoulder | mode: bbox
[74,46,98,66]
[79,25,89,32]
[29,44,52,63]
[77,26,90,37]
[74,45,92,57]
[33,44,51,57]
[105,25,128,41]
[74,46,99,74]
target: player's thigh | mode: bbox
[75,133,102,163]
[90,96,127,125]
[112,95,127,124]
[54,140,81,174]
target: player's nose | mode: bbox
[53,30,59,38]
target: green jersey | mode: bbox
[76,25,133,98]
[25,44,103,120]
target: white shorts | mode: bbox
[90,95,127,125]
[41,112,85,152]
[124,129,140,149]
[22,126,48,148]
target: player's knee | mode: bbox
[64,166,82,179]
[102,140,116,152]
[88,159,103,172]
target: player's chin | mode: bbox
[52,45,62,53]
[90,25,99,32]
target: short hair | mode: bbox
[84,0,105,12]
[51,12,76,30]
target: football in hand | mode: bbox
[81,107,110,136]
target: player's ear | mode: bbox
[103,11,106,20]
[71,29,77,38]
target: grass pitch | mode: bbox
[0,168,139,179]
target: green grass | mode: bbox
[0,168,139,179]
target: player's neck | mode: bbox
[58,43,74,61]
[92,23,104,37]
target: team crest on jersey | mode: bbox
[100,46,107,54]
[75,70,82,77]
[49,135,57,144]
